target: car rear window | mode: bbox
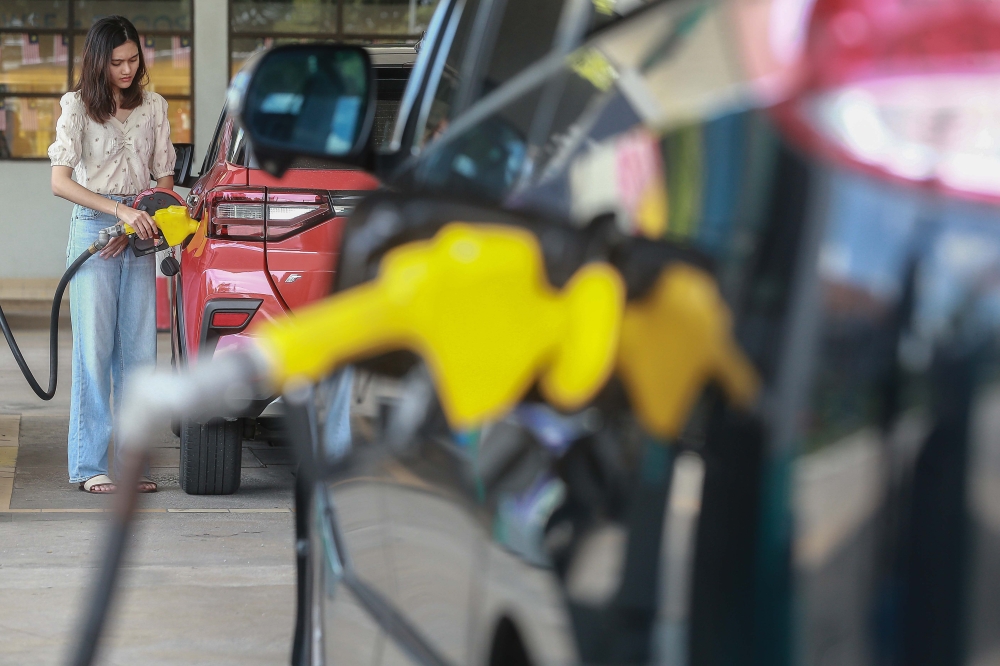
[373,67,410,149]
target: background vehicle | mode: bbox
[231,0,1000,664]
[169,47,414,495]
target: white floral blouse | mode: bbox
[47,91,175,195]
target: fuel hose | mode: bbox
[0,237,109,400]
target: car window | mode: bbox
[472,0,568,99]
[419,0,481,147]
[409,0,769,258]
[200,108,229,176]
[373,67,412,149]
[415,86,540,201]
[227,123,247,166]
[433,2,752,208]
[417,0,570,148]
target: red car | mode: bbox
[170,46,415,494]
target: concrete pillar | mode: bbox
[193,0,229,171]
[0,162,74,284]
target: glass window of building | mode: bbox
[230,0,435,78]
[0,0,192,158]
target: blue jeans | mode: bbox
[66,196,156,483]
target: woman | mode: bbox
[48,16,175,494]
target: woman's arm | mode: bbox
[155,175,174,190]
[52,165,117,215]
[51,166,157,239]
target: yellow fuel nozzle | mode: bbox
[123,205,200,247]
[250,222,758,439]
[617,264,760,439]
[254,223,626,430]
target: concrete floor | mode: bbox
[0,318,296,665]
[5,308,998,665]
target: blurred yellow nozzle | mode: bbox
[256,223,625,429]
[124,205,199,247]
[618,264,759,439]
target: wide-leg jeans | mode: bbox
[66,196,156,483]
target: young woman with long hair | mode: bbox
[48,16,175,494]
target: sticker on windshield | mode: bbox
[570,128,668,238]
[568,48,619,92]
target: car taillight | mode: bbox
[266,190,333,241]
[207,188,361,241]
[208,188,266,239]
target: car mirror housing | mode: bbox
[231,44,376,177]
[171,142,198,188]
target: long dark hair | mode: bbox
[74,16,148,123]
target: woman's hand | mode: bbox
[116,205,157,240]
[100,235,130,259]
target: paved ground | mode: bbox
[6,309,998,665]
[0,317,296,665]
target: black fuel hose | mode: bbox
[0,244,99,400]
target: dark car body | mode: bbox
[281,0,1000,665]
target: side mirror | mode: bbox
[172,142,198,188]
[230,44,376,177]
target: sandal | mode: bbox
[138,477,158,493]
[79,474,116,494]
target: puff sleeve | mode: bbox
[47,92,85,169]
[149,94,175,179]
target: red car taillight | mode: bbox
[206,188,339,240]
[266,190,333,241]
[208,187,266,239]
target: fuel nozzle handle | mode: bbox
[93,206,197,256]
[121,206,199,248]
[91,219,165,259]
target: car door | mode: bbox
[311,369,485,666]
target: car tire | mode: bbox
[179,418,243,495]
